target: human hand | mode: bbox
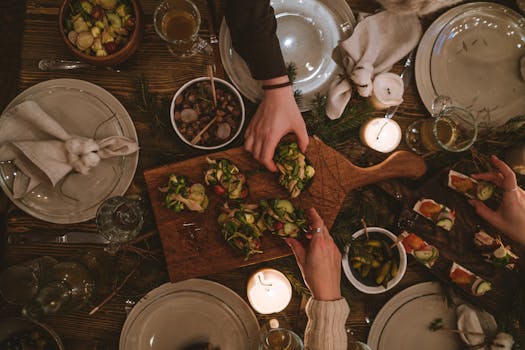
[285,208,342,301]
[469,155,525,246]
[244,76,309,172]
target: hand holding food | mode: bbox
[159,175,209,213]
[285,208,342,301]
[274,142,315,198]
[204,158,248,200]
[469,155,525,246]
[448,170,493,201]
[244,76,309,172]
[218,203,263,259]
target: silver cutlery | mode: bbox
[7,231,110,245]
[38,59,120,72]
[384,50,416,119]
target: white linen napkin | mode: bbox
[326,11,422,119]
[456,304,486,346]
[0,100,138,198]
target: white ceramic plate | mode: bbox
[0,79,138,224]
[120,279,260,350]
[415,2,525,126]
[219,0,355,111]
[367,282,496,350]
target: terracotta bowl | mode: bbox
[58,0,144,66]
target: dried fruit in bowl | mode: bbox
[274,142,315,198]
[159,175,209,213]
[204,158,248,200]
[257,199,307,238]
[218,203,263,259]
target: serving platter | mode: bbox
[415,2,525,126]
[144,137,427,282]
[219,0,355,111]
[120,279,259,350]
[0,79,138,223]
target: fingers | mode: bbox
[471,172,504,187]
[468,199,504,229]
[491,155,518,191]
[285,238,306,268]
[295,123,309,153]
[259,134,280,172]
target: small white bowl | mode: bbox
[342,227,407,294]
[170,77,245,150]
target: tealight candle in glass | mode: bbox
[360,118,402,153]
[247,268,292,314]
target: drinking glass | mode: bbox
[153,0,211,57]
[96,196,144,254]
[405,96,478,154]
[349,341,372,350]
[259,319,303,350]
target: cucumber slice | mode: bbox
[414,249,434,262]
[274,199,294,214]
[283,222,299,237]
[476,182,494,201]
[190,183,205,194]
[436,217,453,231]
[472,279,492,296]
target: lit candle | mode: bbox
[247,268,292,314]
[370,72,404,110]
[360,117,402,153]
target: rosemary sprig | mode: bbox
[135,75,168,130]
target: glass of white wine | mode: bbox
[405,96,478,154]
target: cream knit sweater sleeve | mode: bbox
[304,298,350,350]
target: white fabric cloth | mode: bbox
[456,304,486,346]
[326,11,422,119]
[0,100,138,198]
[304,298,350,350]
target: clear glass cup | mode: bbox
[349,341,372,350]
[405,96,478,154]
[154,0,211,57]
[96,196,144,254]
[259,319,303,350]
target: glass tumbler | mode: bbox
[259,319,303,350]
[154,0,211,57]
[96,196,144,254]
[405,96,478,154]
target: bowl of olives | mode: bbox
[59,0,144,66]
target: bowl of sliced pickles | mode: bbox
[342,227,407,294]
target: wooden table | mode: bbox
[0,0,519,349]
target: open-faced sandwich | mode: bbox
[448,170,494,200]
[413,198,455,231]
[258,199,307,238]
[159,175,209,213]
[474,230,519,270]
[449,262,492,296]
[400,231,439,268]
[204,157,248,200]
[274,142,315,198]
[218,203,263,259]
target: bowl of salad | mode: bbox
[59,0,144,66]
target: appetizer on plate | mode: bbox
[159,175,209,213]
[474,230,518,270]
[218,203,263,259]
[449,262,492,296]
[348,232,400,288]
[258,199,307,238]
[204,158,248,200]
[400,231,439,268]
[274,142,315,198]
[448,170,494,200]
[413,198,455,231]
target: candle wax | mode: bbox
[360,118,402,153]
[247,268,292,314]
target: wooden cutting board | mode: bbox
[144,137,427,282]
[381,171,520,312]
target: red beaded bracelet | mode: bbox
[261,81,292,90]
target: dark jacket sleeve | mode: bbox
[224,0,287,81]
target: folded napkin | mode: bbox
[456,304,486,347]
[326,11,422,119]
[0,100,138,198]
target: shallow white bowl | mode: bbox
[170,77,245,150]
[342,227,407,294]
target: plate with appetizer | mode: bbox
[0,79,138,224]
[120,279,259,350]
[368,282,501,350]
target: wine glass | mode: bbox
[96,196,144,254]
